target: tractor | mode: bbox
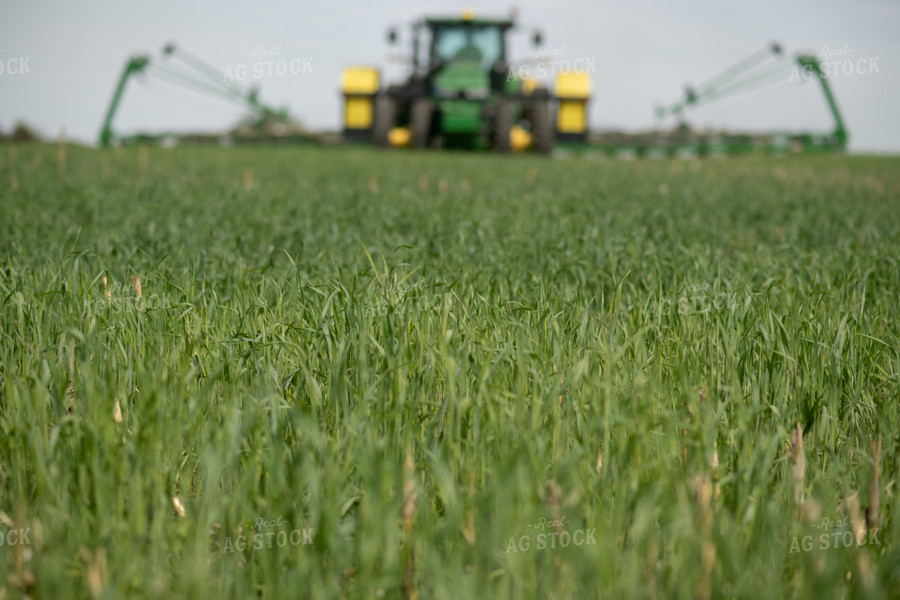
[341,10,590,153]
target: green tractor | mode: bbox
[341,11,590,153]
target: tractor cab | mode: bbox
[423,17,513,98]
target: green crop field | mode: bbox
[1,144,898,599]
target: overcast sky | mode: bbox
[2,0,897,152]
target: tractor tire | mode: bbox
[529,97,553,155]
[373,96,396,147]
[411,99,433,149]
[494,99,513,152]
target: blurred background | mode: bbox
[1,0,897,152]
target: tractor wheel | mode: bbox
[529,97,553,155]
[411,99,433,149]
[494,99,513,152]
[373,96,396,147]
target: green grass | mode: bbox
[1,144,898,599]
